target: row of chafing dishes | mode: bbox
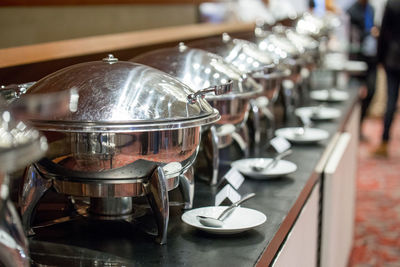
[0,13,338,266]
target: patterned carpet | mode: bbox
[349,114,400,266]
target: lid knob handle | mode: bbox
[222,33,231,43]
[103,54,118,64]
[178,42,187,53]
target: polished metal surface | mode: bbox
[187,80,233,104]
[189,33,274,73]
[286,28,319,52]
[143,166,169,244]
[0,105,47,173]
[132,43,262,101]
[0,173,30,267]
[178,166,194,209]
[26,56,219,132]
[295,12,327,38]
[132,44,262,130]
[20,55,217,183]
[0,82,35,103]
[18,56,220,245]
[51,175,179,197]
[0,200,30,267]
[193,125,220,185]
[20,165,173,245]
[256,25,301,59]
[89,197,133,216]
[38,126,200,181]
[188,34,285,101]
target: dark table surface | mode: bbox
[29,83,359,267]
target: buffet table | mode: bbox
[27,80,360,267]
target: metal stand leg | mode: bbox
[0,200,30,267]
[143,166,169,245]
[178,166,194,210]
[209,125,220,186]
[193,126,220,186]
[261,106,276,139]
[0,172,30,267]
[250,99,261,156]
[19,164,52,236]
[232,125,249,158]
[282,79,295,119]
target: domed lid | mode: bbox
[295,12,326,37]
[132,44,262,100]
[0,100,47,173]
[189,33,275,74]
[26,55,220,132]
[285,28,319,51]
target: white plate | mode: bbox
[310,89,349,102]
[182,206,266,234]
[295,106,341,120]
[343,60,368,73]
[275,127,329,144]
[324,53,367,73]
[231,158,297,179]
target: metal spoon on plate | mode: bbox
[251,149,293,172]
[196,193,256,228]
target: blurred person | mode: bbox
[373,0,400,157]
[347,0,378,141]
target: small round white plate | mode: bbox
[310,89,349,102]
[295,106,341,120]
[182,207,266,234]
[343,60,368,73]
[275,127,329,144]
[231,158,297,179]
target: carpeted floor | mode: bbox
[349,114,400,266]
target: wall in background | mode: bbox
[0,5,198,48]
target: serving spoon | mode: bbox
[196,193,256,228]
[251,149,292,172]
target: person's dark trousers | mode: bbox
[360,60,377,122]
[382,68,400,141]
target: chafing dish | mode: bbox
[188,33,289,152]
[132,43,263,184]
[19,55,224,244]
[248,22,319,115]
[294,12,341,40]
[0,99,47,267]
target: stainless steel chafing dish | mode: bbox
[188,33,288,151]
[132,43,263,184]
[18,55,225,244]
[0,99,47,267]
[188,33,282,100]
[254,24,305,83]
[295,12,340,39]
[247,22,317,114]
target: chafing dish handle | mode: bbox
[187,80,233,104]
[251,68,291,80]
[0,82,35,102]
